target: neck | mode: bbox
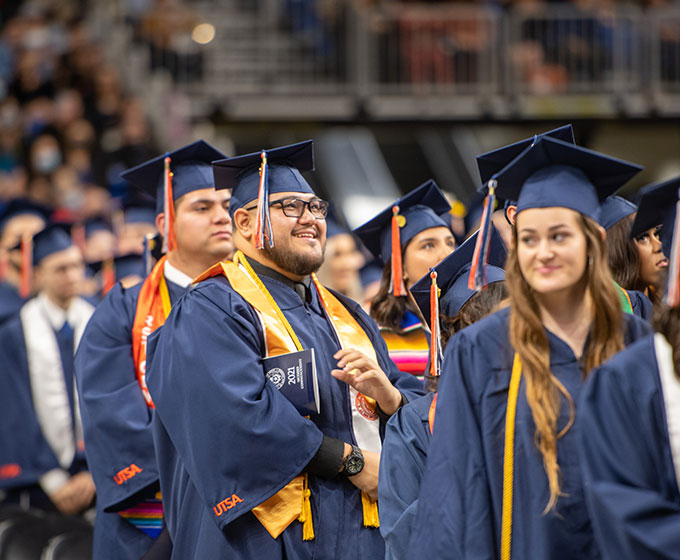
[45,291,74,311]
[535,282,593,358]
[238,247,306,282]
[167,249,220,280]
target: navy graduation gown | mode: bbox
[145,273,424,559]
[0,313,62,489]
[0,281,24,325]
[627,288,653,321]
[74,277,186,560]
[379,391,434,560]
[580,334,680,560]
[407,307,651,560]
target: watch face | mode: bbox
[345,453,364,476]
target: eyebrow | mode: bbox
[188,199,216,206]
[519,224,570,233]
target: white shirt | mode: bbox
[164,259,194,288]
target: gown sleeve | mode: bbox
[580,338,680,560]
[0,317,60,489]
[379,393,432,560]
[74,283,160,511]
[407,331,497,560]
[145,281,325,530]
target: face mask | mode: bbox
[33,149,62,173]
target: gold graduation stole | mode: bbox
[194,251,380,541]
[501,353,522,560]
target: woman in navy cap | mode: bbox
[379,226,507,560]
[579,176,680,560]
[408,136,652,559]
[599,195,654,319]
[354,180,455,378]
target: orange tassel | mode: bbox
[391,206,406,297]
[19,235,32,298]
[255,151,272,250]
[101,258,116,295]
[429,269,440,377]
[163,156,177,253]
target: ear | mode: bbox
[155,213,165,235]
[597,224,607,243]
[505,205,517,226]
[233,208,254,241]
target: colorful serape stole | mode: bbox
[118,492,164,539]
[380,311,429,378]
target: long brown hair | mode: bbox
[506,213,624,512]
[606,214,643,290]
[370,259,417,331]
[654,304,680,379]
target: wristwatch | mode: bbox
[339,445,364,477]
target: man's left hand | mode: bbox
[331,349,402,416]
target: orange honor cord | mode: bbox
[391,205,406,296]
[101,258,116,296]
[429,269,441,377]
[19,235,32,298]
[665,197,680,307]
[468,180,496,291]
[255,151,273,250]
[163,155,177,253]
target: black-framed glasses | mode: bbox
[246,197,329,219]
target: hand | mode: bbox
[331,349,402,416]
[50,471,96,515]
[347,449,379,500]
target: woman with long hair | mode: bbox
[354,180,455,378]
[379,226,507,560]
[601,195,656,316]
[579,176,680,560]
[407,136,651,559]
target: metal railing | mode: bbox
[93,1,680,119]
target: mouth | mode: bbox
[657,258,669,268]
[293,229,318,240]
[536,266,560,275]
[212,231,232,239]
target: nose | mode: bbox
[436,242,454,263]
[651,233,663,253]
[214,204,231,225]
[297,204,316,225]
[536,238,554,261]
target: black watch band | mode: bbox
[339,445,364,477]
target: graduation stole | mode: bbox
[655,333,680,488]
[131,255,172,409]
[194,250,380,541]
[500,353,522,560]
[613,282,633,315]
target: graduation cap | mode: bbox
[31,223,75,266]
[84,217,113,238]
[476,124,575,188]
[599,195,637,231]
[91,253,146,295]
[0,199,50,234]
[353,179,451,297]
[411,225,506,328]
[631,176,680,306]
[121,140,227,252]
[212,140,315,250]
[468,136,642,291]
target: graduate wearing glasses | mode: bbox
[145,140,423,559]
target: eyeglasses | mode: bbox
[245,197,329,220]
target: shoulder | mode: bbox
[586,334,658,399]
[86,282,141,331]
[627,289,653,321]
[445,306,511,356]
[622,309,653,343]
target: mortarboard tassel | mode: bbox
[143,233,154,276]
[101,257,116,296]
[390,205,407,297]
[162,155,177,253]
[429,269,442,378]
[468,179,496,291]
[665,194,680,307]
[255,151,274,250]
[19,234,32,298]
